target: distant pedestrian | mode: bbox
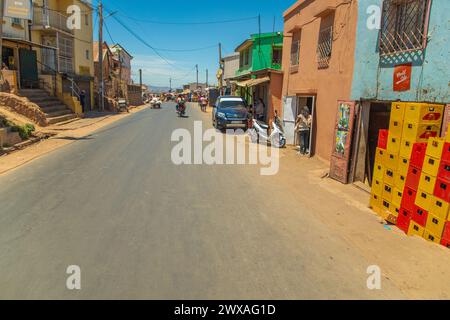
[255,98,265,122]
[79,90,86,113]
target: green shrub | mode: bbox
[11,123,35,140]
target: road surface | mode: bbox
[0,103,416,299]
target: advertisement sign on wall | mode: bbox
[393,63,412,92]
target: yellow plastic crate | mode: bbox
[429,196,450,220]
[402,122,441,142]
[418,173,437,195]
[382,198,392,213]
[392,187,403,207]
[388,118,404,138]
[425,213,446,237]
[426,137,445,159]
[374,148,386,166]
[422,155,440,177]
[415,189,432,211]
[404,103,444,124]
[370,192,382,210]
[394,173,406,190]
[373,162,384,181]
[384,152,399,170]
[371,178,384,196]
[408,221,425,237]
[387,135,401,154]
[383,184,393,202]
[390,102,406,121]
[423,230,441,244]
[383,167,395,186]
[397,157,410,176]
[399,139,414,159]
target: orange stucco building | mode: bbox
[281,0,358,162]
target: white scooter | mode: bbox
[150,98,161,109]
[248,116,286,148]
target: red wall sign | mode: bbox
[393,63,412,92]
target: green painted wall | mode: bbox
[235,32,283,77]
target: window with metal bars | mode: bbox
[379,0,431,56]
[317,26,333,69]
[290,30,301,67]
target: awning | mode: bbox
[3,37,57,50]
[236,76,270,88]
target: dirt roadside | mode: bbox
[0,104,148,175]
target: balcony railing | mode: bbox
[32,6,74,35]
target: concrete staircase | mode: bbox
[19,89,77,125]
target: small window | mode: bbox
[86,50,89,60]
[85,14,89,26]
[12,18,21,25]
[272,47,282,65]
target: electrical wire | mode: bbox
[104,7,179,69]
[118,14,258,26]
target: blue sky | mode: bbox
[93,0,294,88]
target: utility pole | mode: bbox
[98,0,104,111]
[206,69,208,88]
[169,78,172,92]
[195,64,198,91]
[139,68,142,100]
[0,0,5,85]
[218,43,223,94]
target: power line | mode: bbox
[118,14,258,25]
[104,20,115,44]
[104,7,178,69]
[154,44,218,52]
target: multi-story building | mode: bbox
[221,53,239,95]
[30,0,95,112]
[281,0,358,160]
[281,0,449,185]
[232,32,283,123]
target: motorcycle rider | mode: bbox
[176,95,186,113]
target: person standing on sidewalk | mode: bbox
[294,106,312,155]
[255,98,265,122]
[79,90,86,113]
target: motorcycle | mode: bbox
[248,117,286,148]
[150,99,161,109]
[117,98,129,113]
[176,102,186,117]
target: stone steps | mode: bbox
[18,89,77,125]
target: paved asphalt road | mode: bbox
[0,103,405,299]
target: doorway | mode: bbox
[295,95,316,157]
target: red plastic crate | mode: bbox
[411,205,429,227]
[377,129,389,150]
[410,143,427,168]
[437,160,450,182]
[405,166,422,191]
[442,222,450,241]
[441,238,450,248]
[442,143,450,162]
[401,186,417,212]
[434,177,450,203]
[397,208,412,233]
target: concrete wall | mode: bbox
[351,0,450,103]
[223,53,240,81]
[282,0,358,161]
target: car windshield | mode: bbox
[219,100,246,109]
